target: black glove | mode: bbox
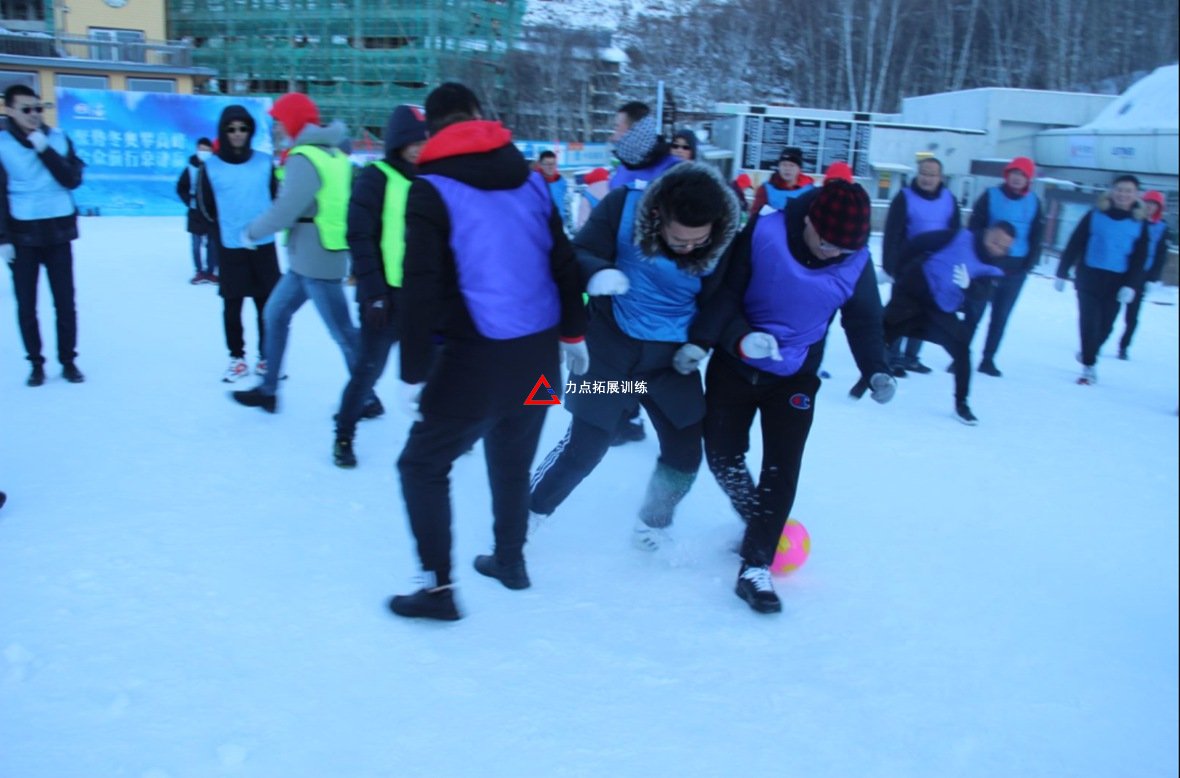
[364,295,391,329]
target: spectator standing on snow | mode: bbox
[332,104,427,468]
[0,84,86,386]
[529,162,741,552]
[535,150,569,230]
[1055,174,1148,385]
[231,93,364,415]
[1117,189,1170,359]
[198,105,280,383]
[573,167,610,232]
[176,137,219,285]
[388,83,588,622]
[747,146,815,218]
[706,179,893,614]
[881,157,961,376]
[966,156,1044,377]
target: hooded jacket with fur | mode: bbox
[1057,193,1149,287]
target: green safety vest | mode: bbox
[287,144,352,251]
[372,160,412,288]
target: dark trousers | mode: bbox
[886,337,923,367]
[703,357,818,568]
[1119,291,1145,352]
[1076,269,1124,367]
[10,243,77,366]
[886,309,971,402]
[399,405,549,587]
[530,398,702,518]
[223,295,269,360]
[190,233,219,275]
[336,307,399,437]
[980,271,1027,361]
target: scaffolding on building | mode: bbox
[166,0,524,140]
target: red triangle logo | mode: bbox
[524,374,561,406]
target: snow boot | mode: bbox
[333,435,357,469]
[232,387,277,413]
[388,586,460,621]
[473,555,531,590]
[735,563,781,614]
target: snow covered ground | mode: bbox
[1,217,1177,778]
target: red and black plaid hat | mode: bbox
[808,180,871,250]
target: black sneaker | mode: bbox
[903,357,932,374]
[388,587,460,621]
[26,364,45,387]
[333,436,357,468]
[231,388,277,413]
[848,377,869,399]
[955,401,979,426]
[977,359,1002,377]
[1117,347,1129,361]
[890,364,908,378]
[473,554,531,590]
[610,418,646,447]
[735,563,781,614]
[62,363,85,383]
[361,397,385,420]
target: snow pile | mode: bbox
[1082,64,1179,131]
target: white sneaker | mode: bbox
[255,359,268,377]
[1078,365,1097,385]
[222,358,249,383]
[632,519,670,552]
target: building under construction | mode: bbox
[166,0,524,140]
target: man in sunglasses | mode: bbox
[529,162,740,554]
[0,84,86,386]
[704,179,893,613]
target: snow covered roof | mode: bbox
[1081,64,1179,132]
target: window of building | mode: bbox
[0,0,45,21]
[0,70,39,94]
[88,28,146,63]
[126,77,176,93]
[56,73,109,90]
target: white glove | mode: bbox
[869,372,897,404]
[952,263,970,290]
[240,228,258,250]
[1116,286,1135,305]
[0,243,14,265]
[1053,278,1067,292]
[1145,280,1163,295]
[399,381,424,421]
[672,343,708,375]
[27,130,49,153]
[560,339,590,375]
[586,268,630,296]
[739,332,782,361]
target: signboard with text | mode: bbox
[54,88,274,217]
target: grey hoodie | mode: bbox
[247,120,350,279]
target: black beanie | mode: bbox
[779,146,804,167]
[385,104,427,154]
[424,82,482,132]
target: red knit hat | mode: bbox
[269,93,321,139]
[1143,190,1165,221]
[735,173,752,190]
[584,167,610,185]
[1004,156,1035,183]
[808,179,871,250]
[823,161,854,183]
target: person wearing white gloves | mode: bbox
[0,85,86,386]
[1055,174,1149,385]
[705,179,894,614]
[388,84,588,621]
[883,224,1010,426]
[529,162,741,553]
